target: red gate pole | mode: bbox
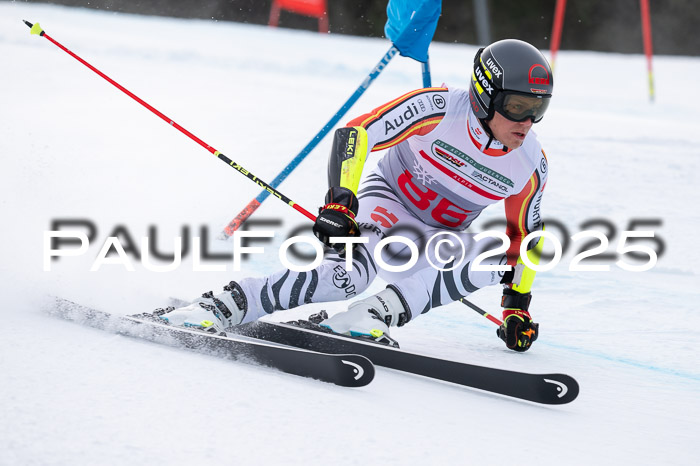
[640,0,655,102]
[549,0,567,72]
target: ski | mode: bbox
[46,298,375,388]
[231,320,579,404]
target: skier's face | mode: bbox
[487,110,533,148]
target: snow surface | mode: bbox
[1,2,699,465]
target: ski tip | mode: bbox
[542,374,580,404]
[338,354,375,387]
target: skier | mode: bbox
[160,39,553,352]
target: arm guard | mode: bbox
[502,151,548,294]
[507,230,546,294]
[328,126,369,194]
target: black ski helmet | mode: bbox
[469,39,554,121]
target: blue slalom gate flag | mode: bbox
[385,0,442,63]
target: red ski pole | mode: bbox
[23,20,317,224]
[460,298,503,326]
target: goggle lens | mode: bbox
[495,92,551,123]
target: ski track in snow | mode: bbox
[1,3,699,465]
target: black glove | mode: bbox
[312,186,360,254]
[497,289,539,352]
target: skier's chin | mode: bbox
[511,131,527,146]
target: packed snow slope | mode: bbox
[1,2,699,465]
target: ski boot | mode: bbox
[155,281,248,333]
[315,287,411,348]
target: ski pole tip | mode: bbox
[23,20,45,36]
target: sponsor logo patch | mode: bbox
[431,140,515,188]
[332,265,356,298]
[432,94,446,109]
[485,57,503,78]
[528,64,550,85]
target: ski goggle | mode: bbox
[493,91,551,123]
